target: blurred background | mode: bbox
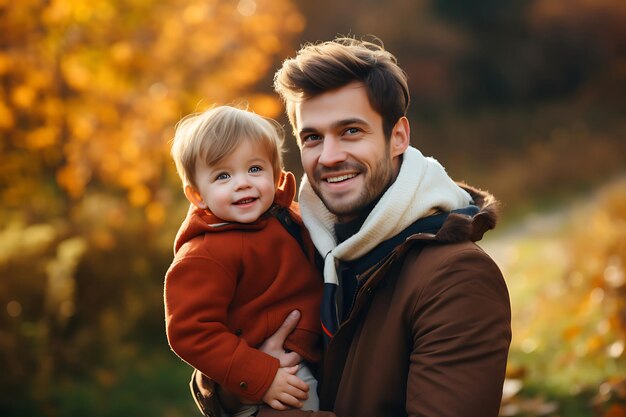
[1,0,625,416]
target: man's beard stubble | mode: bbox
[310,151,395,221]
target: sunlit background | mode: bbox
[1,0,625,416]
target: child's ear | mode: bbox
[184,185,208,210]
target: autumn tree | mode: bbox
[0,0,302,217]
[0,0,304,414]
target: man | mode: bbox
[191,37,511,417]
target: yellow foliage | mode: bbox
[61,56,93,91]
[0,222,58,265]
[90,229,116,250]
[0,0,304,207]
[146,201,165,225]
[11,84,37,108]
[45,236,87,323]
[489,179,626,392]
[56,164,90,198]
[110,41,133,64]
[0,53,10,75]
[68,112,96,141]
[0,100,15,129]
[128,185,151,207]
[27,126,59,149]
[247,93,284,119]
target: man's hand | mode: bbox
[262,365,309,410]
[259,310,303,367]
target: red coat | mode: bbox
[164,171,323,402]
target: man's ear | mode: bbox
[389,116,410,157]
[184,185,208,210]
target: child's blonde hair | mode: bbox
[171,106,285,189]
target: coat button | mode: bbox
[240,381,248,390]
[234,329,242,336]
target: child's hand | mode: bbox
[262,365,309,410]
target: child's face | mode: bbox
[188,140,276,223]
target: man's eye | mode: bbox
[249,166,262,173]
[215,173,230,180]
[301,134,322,144]
[345,127,360,135]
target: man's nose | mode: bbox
[318,136,347,166]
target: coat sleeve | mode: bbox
[165,246,279,402]
[406,246,511,417]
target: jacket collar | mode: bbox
[427,182,499,244]
[351,183,499,280]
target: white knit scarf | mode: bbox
[299,146,472,286]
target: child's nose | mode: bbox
[233,175,251,190]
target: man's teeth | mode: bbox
[326,173,356,183]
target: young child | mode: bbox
[164,106,322,415]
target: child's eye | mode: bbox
[249,166,263,173]
[215,172,230,181]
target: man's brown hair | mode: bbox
[273,37,410,140]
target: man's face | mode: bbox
[294,82,408,222]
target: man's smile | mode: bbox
[325,173,358,183]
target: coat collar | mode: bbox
[353,182,500,289]
[173,171,298,254]
[423,182,499,244]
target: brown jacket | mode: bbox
[192,184,511,417]
[165,171,322,403]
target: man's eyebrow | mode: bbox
[298,126,318,136]
[298,118,370,136]
[332,118,369,129]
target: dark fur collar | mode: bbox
[434,182,500,243]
